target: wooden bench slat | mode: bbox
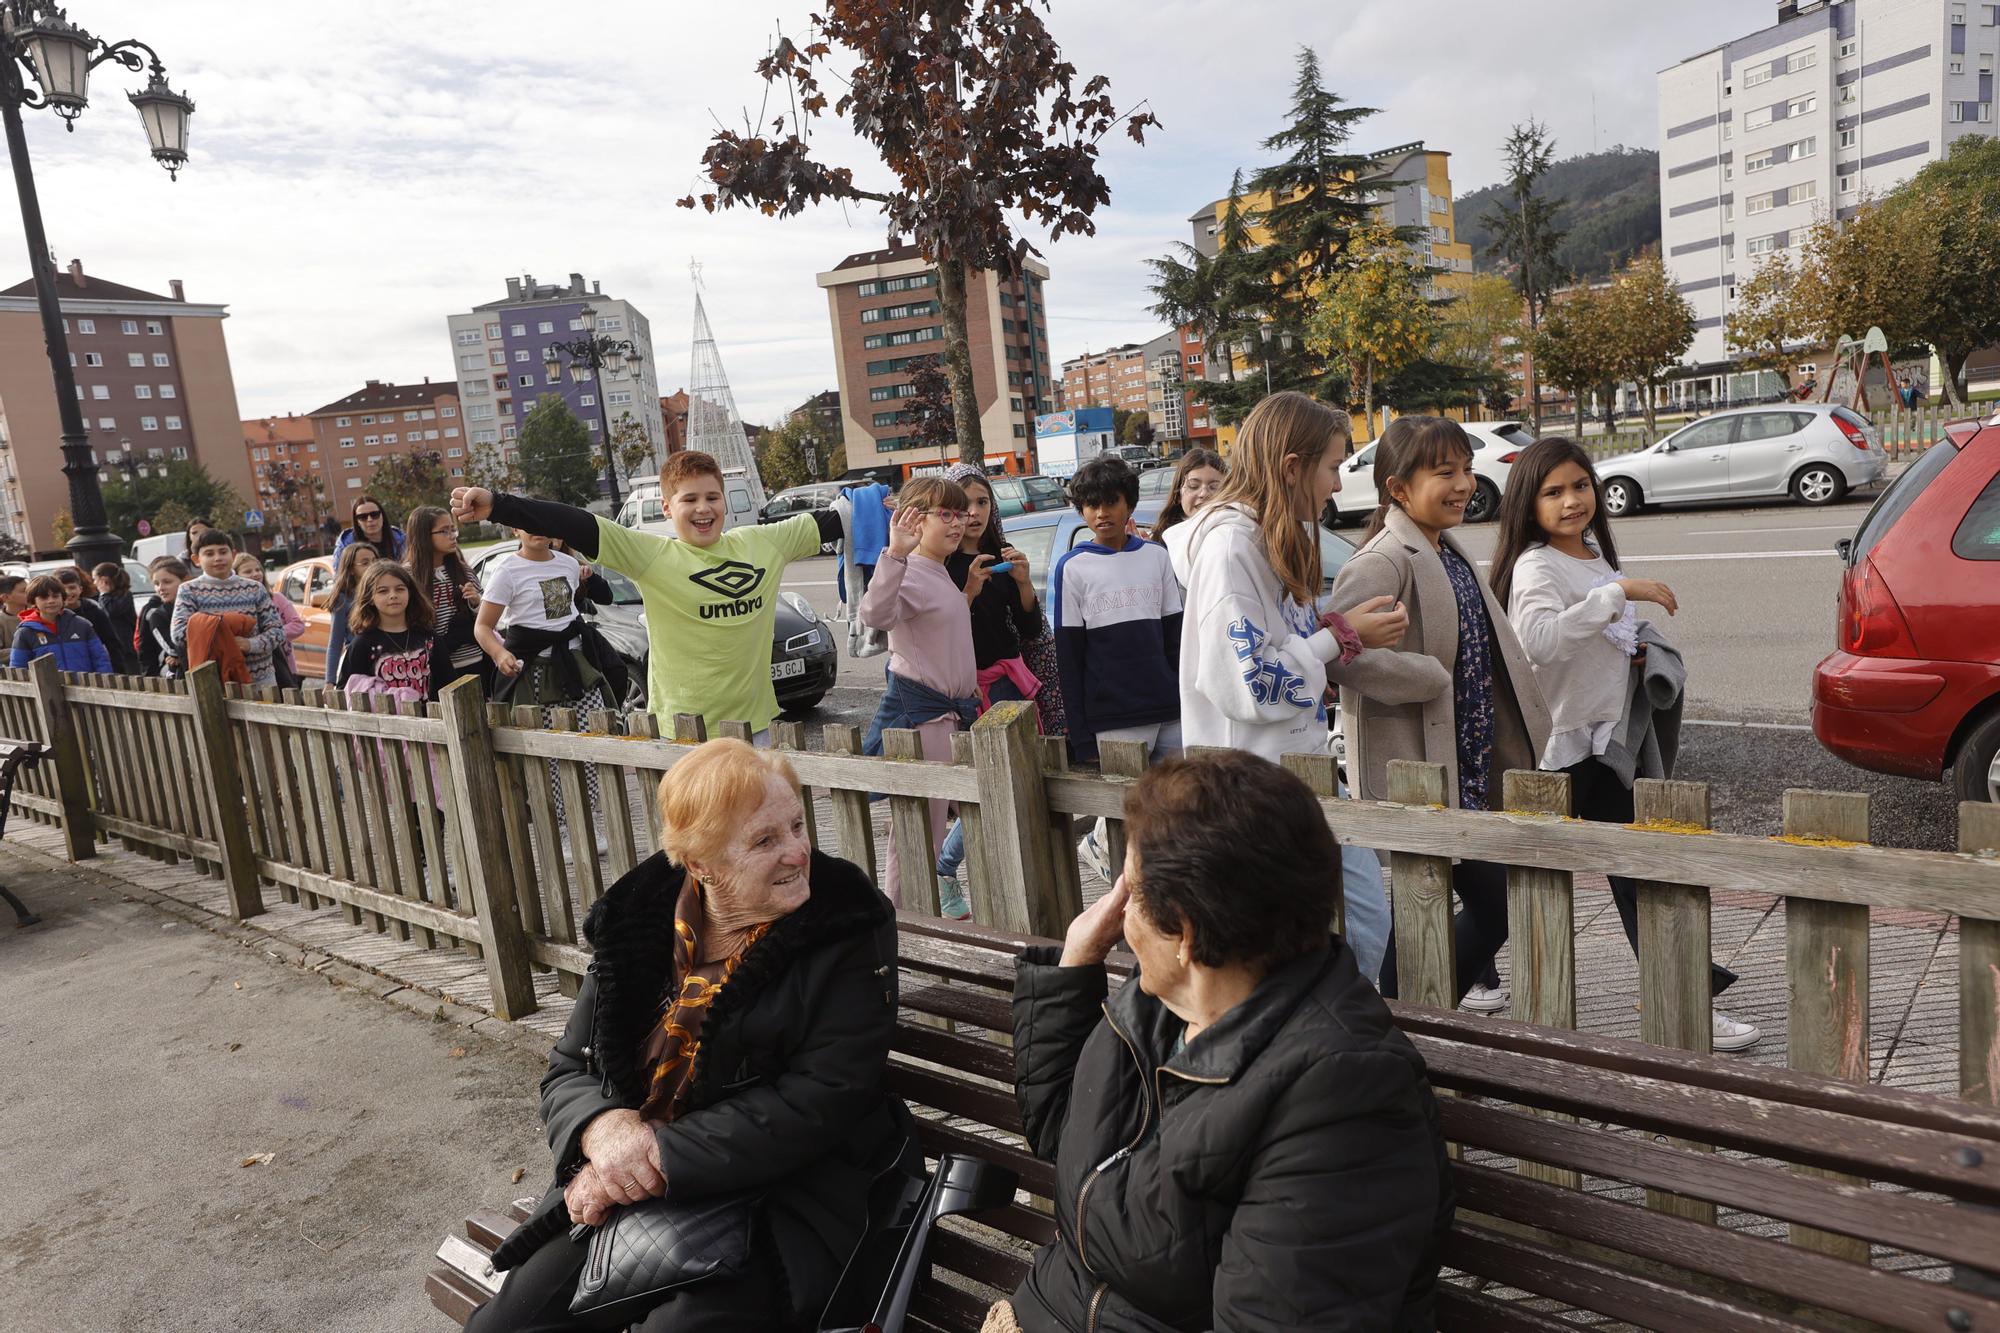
[1436,1284,1589,1333]
[1441,1097,2000,1273]
[465,1211,519,1252]
[916,1119,1055,1198]
[1454,1160,2000,1332]
[1414,1034,2000,1202]
[1443,1224,1822,1332]
[893,1024,1018,1084]
[929,1225,1031,1292]
[903,982,1012,1030]
[911,1277,1003,1332]
[888,1064,1025,1136]
[425,1268,486,1325]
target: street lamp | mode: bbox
[2,1,194,569]
[544,303,644,511]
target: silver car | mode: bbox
[1596,404,1887,516]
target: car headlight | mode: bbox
[779,591,820,622]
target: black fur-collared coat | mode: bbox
[490,848,903,1319]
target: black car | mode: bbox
[470,542,838,715]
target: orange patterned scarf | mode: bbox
[637,873,772,1123]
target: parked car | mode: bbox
[1812,416,2000,804]
[614,475,760,538]
[1109,444,1169,471]
[1596,404,1886,516]
[987,474,1070,519]
[271,556,336,678]
[1328,419,1537,525]
[760,482,846,554]
[468,540,837,715]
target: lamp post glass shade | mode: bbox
[128,73,193,176]
[544,355,562,382]
[18,11,94,119]
[569,363,589,384]
[603,346,626,375]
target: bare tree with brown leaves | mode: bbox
[679,1,1156,465]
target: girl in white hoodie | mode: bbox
[1164,391,1441,985]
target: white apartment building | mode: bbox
[444,272,665,488]
[1660,0,2000,389]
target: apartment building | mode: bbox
[1058,342,1153,416]
[444,273,666,485]
[302,379,463,511]
[0,260,251,552]
[243,413,324,532]
[1660,0,2000,375]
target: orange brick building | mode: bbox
[301,379,462,525]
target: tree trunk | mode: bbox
[936,258,984,466]
[1941,347,1969,411]
[1363,358,1375,442]
[1572,389,1584,441]
[1642,374,1659,434]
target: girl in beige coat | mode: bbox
[1330,417,1552,1008]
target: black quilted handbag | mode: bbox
[566,1191,759,1319]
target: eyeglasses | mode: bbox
[354,510,384,521]
[925,509,970,524]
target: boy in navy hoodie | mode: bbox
[9,575,113,673]
[1050,455,1184,764]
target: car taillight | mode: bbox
[1840,557,1916,656]
[1497,451,1520,464]
[1833,414,1871,450]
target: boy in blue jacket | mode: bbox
[9,575,114,673]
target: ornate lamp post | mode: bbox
[544,304,644,513]
[2,2,193,569]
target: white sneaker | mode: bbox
[1460,983,1509,1013]
[1080,819,1113,882]
[1712,1011,1762,1052]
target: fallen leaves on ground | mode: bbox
[511,1167,526,1183]
[449,1047,468,1058]
[239,1152,275,1168]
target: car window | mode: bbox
[309,566,332,600]
[1675,417,1736,449]
[1492,425,1537,448]
[1849,439,1958,564]
[1951,470,2000,562]
[596,567,643,604]
[1350,444,1376,467]
[1006,523,1059,592]
[1138,468,1174,497]
[1734,412,1797,443]
[642,498,664,522]
[282,571,308,602]
[1788,412,1817,433]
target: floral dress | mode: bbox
[1439,544,1497,811]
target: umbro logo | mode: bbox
[689,560,764,599]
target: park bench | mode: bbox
[0,740,50,926]
[430,910,2000,1333]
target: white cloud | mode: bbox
[2,1,1749,429]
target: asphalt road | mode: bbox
[773,488,1967,852]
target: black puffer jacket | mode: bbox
[1010,940,1454,1332]
[491,849,905,1320]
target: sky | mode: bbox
[3,0,1751,429]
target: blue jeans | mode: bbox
[935,675,1026,881]
[1340,823,1393,989]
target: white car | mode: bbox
[614,474,760,538]
[1594,404,1887,517]
[1328,420,1537,525]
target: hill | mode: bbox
[1455,146,1660,281]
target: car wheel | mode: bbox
[1952,709,2000,806]
[1465,479,1501,524]
[1792,465,1846,507]
[1601,478,1642,517]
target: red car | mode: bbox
[1813,416,2000,804]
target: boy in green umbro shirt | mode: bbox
[452,451,844,739]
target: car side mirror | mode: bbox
[1834,537,1853,562]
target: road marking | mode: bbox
[783,580,841,588]
[1474,549,1833,566]
[1685,524,1855,537]
[1684,718,1814,732]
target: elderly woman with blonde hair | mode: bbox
[473,739,907,1332]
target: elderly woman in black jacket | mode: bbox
[1000,750,1454,1333]
[472,739,906,1332]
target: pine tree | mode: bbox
[1482,120,1567,431]
[1252,48,1384,289]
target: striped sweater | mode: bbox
[170,573,286,685]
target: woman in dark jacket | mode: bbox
[474,739,908,1332]
[1002,750,1454,1333]
[92,562,140,672]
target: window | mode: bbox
[514,349,532,362]
[84,352,102,367]
[444,427,460,439]
[156,384,174,400]
[146,321,162,336]
[587,419,599,433]
[134,385,152,399]
[1746,233,1781,257]
[1787,95,1816,117]
[1839,127,1857,148]
[455,329,482,346]
[462,380,488,396]
[383,433,398,444]
[1953,101,1967,121]
[164,416,181,431]
[509,323,526,336]
[336,416,351,427]
[91,384,109,400]
[1840,173,1857,193]
[361,414,375,424]
[607,390,633,406]
[77,319,95,334]
[503,424,518,441]
[460,353,483,372]
[1745,149,1774,172]
[421,408,435,420]
[140,416,159,431]
[538,320,554,334]
[1745,64,1772,88]
[401,410,417,421]
[367,455,383,465]
[1840,83,1856,102]
[342,458,358,470]
[424,430,439,441]
[123,352,143,368]
[1950,472,2000,559]
[579,394,596,408]
[97,416,115,430]
[441,406,456,418]
[568,317,587,331]
[472,429,497,445]
[862,333,887,350]
[1746,107,1772,131]
[489,350,506,367]
[466,404,495,421]
[517,374,535,388]
[363,434,380,445]
[152,353,169,367]
[857,280,880,297]
[1839,38,1857,58]
[1985,54,1996,71]
[484,322,501,340]
[446,447,463,459]
[1952,58,1966,74]
[596,316,623,331]
[339,437,355,448]
[1787,48,1816,74]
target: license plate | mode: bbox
[771,658,806,681]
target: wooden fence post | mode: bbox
[1631,777,1718,1223]
[1280,752,1346,939]
[823,724,878,882]
[1783,788,1871,1262]
[1387,760,1455,1009]
[882,728,941,915]
[183,663,263,919]
[970,700,1066,937]
[26,655,94,862]
[1962,801,2000,1109]
[1500,768,1581,1190]
[438,678,538,1021]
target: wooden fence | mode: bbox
[3,659,1998,1110]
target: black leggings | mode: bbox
[1566,757,1736,998]
[464,1227,793,1333]
[1377,858,1511,1005]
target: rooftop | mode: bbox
[242,414,317,445]
[307,378,457,417]
[2,259,177,304]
